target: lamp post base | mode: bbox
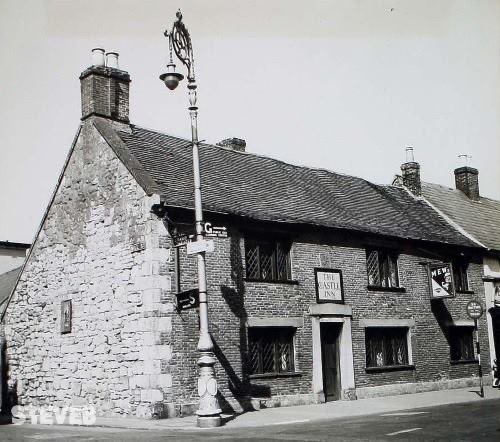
[197,415,222,428]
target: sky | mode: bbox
[0,0,499,244]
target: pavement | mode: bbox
[56,385,500,431]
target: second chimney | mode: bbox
[455,166,479,200]
[216,138,246,152]
[400,147,421,196]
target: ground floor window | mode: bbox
[450,326,475,362]
[365,327,409,368]
[248,327,295,375]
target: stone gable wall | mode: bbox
[3,121,174,418]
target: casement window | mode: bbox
[450,327,475,362]
[366,250,400,288]
[247,327,295,375]
[452,262,469,292]
[245,239,291,281]
[365,327,409,368]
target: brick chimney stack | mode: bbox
[400,147,421,196]
[80,48,130,123]
[454,163,479,201]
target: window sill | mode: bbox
[248,371,302,380]
[367,286,406,293]
[244,278,299,285]
[365,364,415,373]
[456,290,475,295]
[450,359,478,365]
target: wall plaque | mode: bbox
[315,268,344,303]
[61,299,72,334]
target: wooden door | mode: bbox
[321,322,342,401]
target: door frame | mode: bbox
[312,316,355,402]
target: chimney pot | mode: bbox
[106,52,119,69]
[400,147,421,196]
[216,138,246,152]
[405,146,414,162]
[91,48,105,66]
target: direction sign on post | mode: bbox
[176,288,199,311]
[172,232,193,247]
[466,299,485,398]
[204,222,228,238]
[186,239,215,255]
[466,300,484,319]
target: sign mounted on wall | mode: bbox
[314,268,344,303]
[428,263,455,299]
[60,299,72,334]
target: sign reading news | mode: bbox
[315,268,344,303]
[429,263,455,299]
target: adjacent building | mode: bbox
[0,54,492,419]
[397,160,500,367]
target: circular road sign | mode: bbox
[466,300,484,319]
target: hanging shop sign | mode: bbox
[176,288,199,311]
[204,222,228,238]
[314,268,344,303]
[428,263,455,299]
[466,299,484,320]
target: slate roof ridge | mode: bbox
[130,124,393,190]
[419,189,487,250]
[423,180,500,205]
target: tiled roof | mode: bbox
[422,182,500,252]
[0,266,22,317]
[95,119,478,248]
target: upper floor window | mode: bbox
[453,261,469,292]
[247,327,295,376]
[450,326,475,362]
[245,239,291,281]
[366,250,400,288]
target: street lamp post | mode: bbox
[160,10,222,428]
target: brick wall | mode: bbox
[166,222,489,411]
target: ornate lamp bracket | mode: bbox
[169,10,195,82]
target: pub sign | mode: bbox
[428,263,455,300]
[315,268,344,303]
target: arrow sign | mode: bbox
[176,288,199,311]
[204,222,228,238]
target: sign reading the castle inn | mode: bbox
[315,268,344,303]
[429,263,455,299]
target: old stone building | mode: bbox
[0,54,491,419]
